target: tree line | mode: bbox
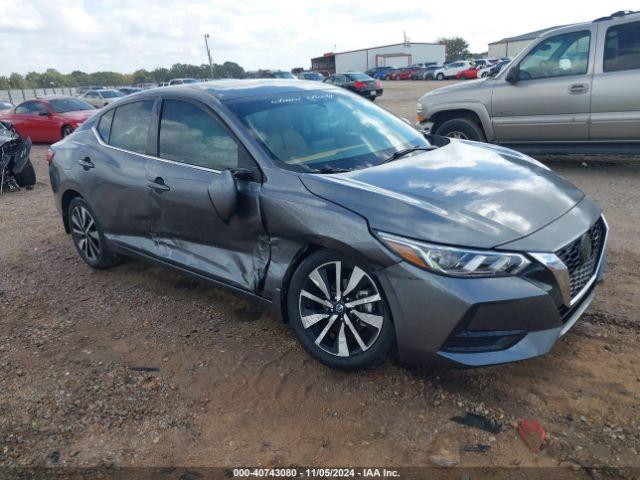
[0,62,246,89]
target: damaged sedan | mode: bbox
[48,80,608,370]
[1,120,34,192]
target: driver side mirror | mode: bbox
[505,67,519,84]
[207,168,255,224]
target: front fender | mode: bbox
[426,102,495,141]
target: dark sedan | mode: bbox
[323,72,382,100]
[48,80,607,370]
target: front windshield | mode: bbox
[273,72,296,79]
[101,90,124,98]
[49,98,94,113]
[225,90,431,173]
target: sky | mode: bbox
[0,0,635,75]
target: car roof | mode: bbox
[120,79,337,101]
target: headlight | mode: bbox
[377,232,530,277]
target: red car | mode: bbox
[0,96,96,143]
[455,67,479,79]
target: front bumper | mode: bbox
[376,214,607,368]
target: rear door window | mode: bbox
[15,101,47,115]
[604,21,640,72]
[109,100,154,154]
[97,109,114,142]
[158,99,238,170]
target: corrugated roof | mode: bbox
[489,25,565,45]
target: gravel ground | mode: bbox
[1,81,639,474]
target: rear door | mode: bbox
[81,100,156,249]
[145,97,267,291]
[491,28,595,142]
[590,18,640,139]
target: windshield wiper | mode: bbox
[316,166,351,174]
[379,146,437,165]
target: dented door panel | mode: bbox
[145,158,268,292]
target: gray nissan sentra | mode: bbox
[48,80,608,370]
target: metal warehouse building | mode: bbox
[488,25,565,58]
[311,42,445,74]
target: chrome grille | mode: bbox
[555,218,606,299]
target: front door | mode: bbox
[146,98,267,292]
[491,28,595,142]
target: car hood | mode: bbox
[58,110,96,122]
[300,140,585,249]
[422,79,487,98]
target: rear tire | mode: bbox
[68,197,123,269]
[61,125,73,138]
[14,159,36,188]
[287,250,394,370]
[435,117,486,142]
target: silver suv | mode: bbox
[417,10,640,153]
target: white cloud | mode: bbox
[0,0,634,75]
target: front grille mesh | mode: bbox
[555,218,606,299]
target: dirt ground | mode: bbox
[1,81,639,476]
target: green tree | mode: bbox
[9,73,26,89]
[437,36,470,62]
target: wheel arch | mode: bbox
[429,104,494,141]
[60,189,84,233]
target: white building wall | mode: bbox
[334,43,445,72]
[488,39,536,59]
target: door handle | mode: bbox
[568,83,589,95]
[78,157,95,169]
[147,177,170,192]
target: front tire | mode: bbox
[14,158,36,188]
[68,197,122,269]
[435,117,486,142]
[436,73,445,80]
[287,250,394,370]
[61,125,73,138]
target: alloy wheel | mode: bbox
[71,205,101,262]
[298,261,384,358]
[446,131,468,139]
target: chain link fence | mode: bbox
[1,87,79,105]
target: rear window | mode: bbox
[346,73,372,81]
[108,100,154,154]
[604,21,640,72]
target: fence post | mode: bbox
[7,90,12,103]
[33,89,37,98]
[21,89,26,101]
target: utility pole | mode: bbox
[204,34,214,79]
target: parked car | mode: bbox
[421,65,444,80]
[0,96,95,142]
[0,120,34,191]
[455,66,479,79]
[118,87,142,95]
[76,86,106,95]
[0,102,13,111]
[48,79,608,370]
[383,68,413,80]
[246,70,297,79]
[81,89,124,108]
[365,66,393,79]
[410,62,438,68]
[168,78,199,85]
[478,60,511,78]
[297,71,325,81]
[416,10,640,152]
[324,72,383,100]
[432,61,474,80]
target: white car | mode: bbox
[81,89,124,108]
[433,61,474,80]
